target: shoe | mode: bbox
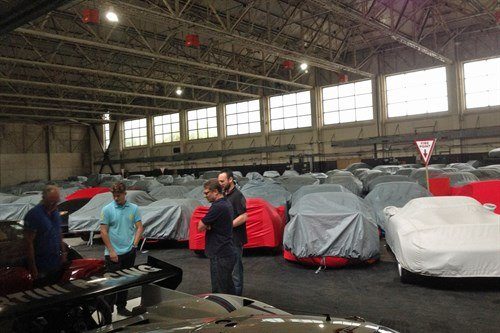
[117,307,134,317]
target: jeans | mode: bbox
[210,252,236,295]
[232,245,244,296]
[104,248,136,309]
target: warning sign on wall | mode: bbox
[415,139,436,166]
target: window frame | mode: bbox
[268,90,312,132]
[122,117,148,149]
[186,106,218,141]
[462,56,500,112]
[385,66,450,119]
[321,79,375,126]
[152,113,181,145]
[225,99,262,137]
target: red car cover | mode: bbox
[428,177,451,196]
[65,187,110,201]
[189,198,286,251]
[283,250,378,268]
[451,180,500,214]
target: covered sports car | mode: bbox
[283,192,379,268]
[189,197,286,252]
[241,180,291,208]
[365,182,431,230]
[68,190,155,233]
[149,185,189,200]
[451,180,500,214]
[291,184,350,206]
[324,175,363,196]
[384,196,500,282]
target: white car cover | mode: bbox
[68,190,155,232]
[384,196,500,277]
[284,192,379,260]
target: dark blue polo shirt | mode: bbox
[202,197,234,258]
[24,204,62,272]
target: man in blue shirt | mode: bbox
[100,182,143,317]
[24,185,67,287]
[198,179,236,294]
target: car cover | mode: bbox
[189,197,285,251]
[373,165,402,174]
[157,174,174,185]
[384,196,500,277]
[488,147,500,158]
[451,180,500,213]
[324,175,363,196]
[365,182,431,229]
[129,178,163,192]
[469,168,500,180]
[65,187,110,201]
[141,198,200,240]
[200,170,221,179]
[241,180,291,207]
[283,192,379,261]
[150,185,189,200]
[0,193,19,204]
[263,170,280,178]
[442,171,479,186]
[282,170,300,177]
[68,191,155,232]
[366,175,414,193]
[410,168,445,187]
[278,175,319,194]
[245,172,264,181]
[291,184,350,206]
[185,186,210,206]
[0,203,34,221]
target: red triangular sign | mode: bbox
[415,139,436,165]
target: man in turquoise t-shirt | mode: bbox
[100,182,143,317]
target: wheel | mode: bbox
[74,297,112,329]
[398,263,415,284]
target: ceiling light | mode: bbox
[105,8,118,22]
[300,63,308,71]
[175,87,183,96]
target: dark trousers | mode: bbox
[105,249,136,309]
[232,244,244,296]
[210,253,237,295]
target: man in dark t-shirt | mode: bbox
[24,185,67,287]
[218,169,247,296]
[198,179,236,294]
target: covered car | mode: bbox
[189,198,286,251]
[149,185,189,200]
[283,192,379,268]
[278,175,319,194]
[68,190,155,233]
[365,181,431,230]
[185,185,210,206]
[291,184,351,206]
[366,174,414,193]
[384,196,500,282]
[241,180,291,208]
[0,194,42,221]
[410,167,446,187]
[129,178,163,192]
[0,193,19,204]
[140,198,200,240]
[324,175,363,196]
[450,180,500,213]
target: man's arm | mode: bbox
[100,223,118,262]
[133,221,144,248]
[198,219,208,232]
[24,229,38,279]
[233,213,248,228]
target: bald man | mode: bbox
[24,185,67,287]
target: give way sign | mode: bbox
[414,139,436,165]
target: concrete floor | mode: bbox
[68,237,500,333]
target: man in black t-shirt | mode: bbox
[218,169,247,296]
[198,179,236,294]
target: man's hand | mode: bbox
[109,250,119,262]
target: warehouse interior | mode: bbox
[0,1,499,332]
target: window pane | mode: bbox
[208,128,218,137]
[322,80,373,124]
[339,110,355,123]
[188,130,197,140]
[207,117,217,128]
[284,117,297,129]
[355,94,372,108]
[282,93,296,106]
[324,112,339,125]
[188,111,196,120]
[296,91,310,103]
[248,99,259,111]
[249,122,260,133]
[270,96,282,108]
[323,86,338,99]
[227,114,237,125]
[271,119,283,131]
[386,67,448,117]
[356,107,373,121]
[198,129,207,139]
[297,103,310,116]
[207,107,217,118]
[355,80,372,94]
[298,115,311,127]
[226,104,237,114]
[270,91,311,131]
[271,107,283,119]
[238,123,249,134]
[172,132,180,141]
[338,83,355,97]
[227,125,237,136]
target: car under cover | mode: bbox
[0,256,398,333]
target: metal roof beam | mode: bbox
[0,93,178,113]
[16,28,312,89]
[116,2,373,78]
[0,57,260,99]
[0,112,115,123]
[307,0,453,64]
[0,78,216,106]
[0,104,143,118]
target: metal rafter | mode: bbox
[307,0,453,64]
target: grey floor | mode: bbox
[70,237,500,333]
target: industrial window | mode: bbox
[322,79,373,124]
[187,107,218,140]
[463,57,500,109]
[225,99,261,136]
[153,113,180,144]
[269,91,312,131]
[386,67,448,117]
[103,113,110,149]
[123,118,148,148]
